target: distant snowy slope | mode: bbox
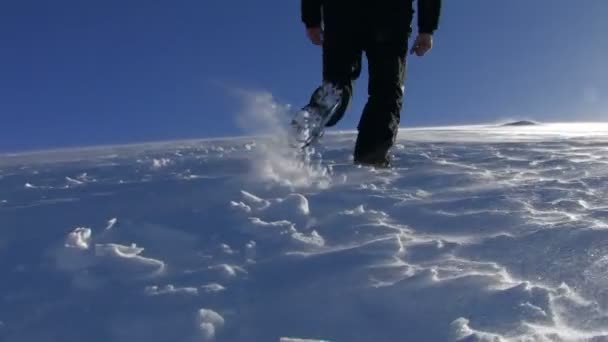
[2,123,608,341]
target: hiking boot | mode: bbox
[354,153,392,168]
[353,133,393,168]
[290,83,343,148]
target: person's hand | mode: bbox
[306,27,323,46]
[410,33,433,56]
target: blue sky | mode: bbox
[1,0,607,152]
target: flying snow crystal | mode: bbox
[105,218,118,230]
[235,89,331,189]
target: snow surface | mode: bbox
[2,95,608,341]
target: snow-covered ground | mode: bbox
[3,107,608,340]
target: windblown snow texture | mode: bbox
[2,95,608,341]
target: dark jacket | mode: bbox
[301,0,441,34]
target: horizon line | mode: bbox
[3,120,608,157]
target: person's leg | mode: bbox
[310,30,362,127]
[291,36,361,148]
[354,31,408,166]
[352,0,412,166]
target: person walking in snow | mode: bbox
[294,0,441,167]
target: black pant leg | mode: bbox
[354,29,408,162]
[316,32,362,127]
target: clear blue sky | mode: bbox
[1,0,607,152]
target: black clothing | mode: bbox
[301,0,441,165]
[301,0,441,34]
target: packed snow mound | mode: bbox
[55,226,166,278]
